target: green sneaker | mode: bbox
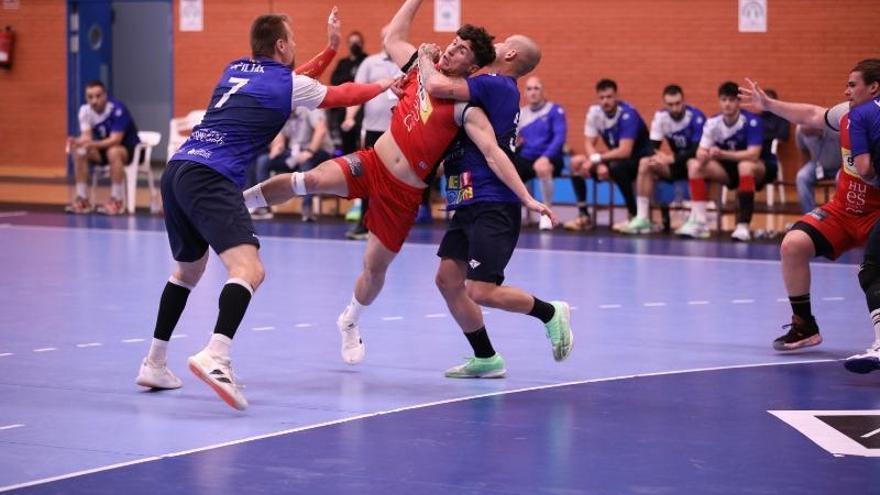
[618,216,652,235]
[344,202,362,222]
[545,301,573,361]
[444,354,506,378]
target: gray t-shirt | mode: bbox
[280,107,333,153]
[354,52,402,132]
[796,124,841,172]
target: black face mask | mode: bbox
[349,43,364,58]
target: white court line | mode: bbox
[1,224,861,267]
[425,313,446,318]
[75,343,102,348]
[688,300,710,305]
[252,326,274,332]
[0,211,28,218]
[0,353,13,357]
[381,316,403,321]
[0,358,836,494]
[32,348,57,353]
[294,323,313,328]
[170,334,188,340]
[777,298,789,302]
[861,426,880,439]
[0,424,24,431]
[822,296,845,301]
[643,302,666,307]
[599,304,621,309]
[121,338,145,343]
[732,299,755,304]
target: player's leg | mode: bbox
[676,158,726,238]
[731,160,765,241]
[243,155,350,208]
[845,217,880,373]
[336,233,398,364]
[621,155,664,234]
[563,155,594,231]
[607,158,639,220]
[773,218,847,351]
[98,144,129,214]
[66,143,99,213]
[533,157,558,230]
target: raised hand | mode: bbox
[327,6,341,50]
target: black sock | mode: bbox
[464,327,496,358]
[153,280,191,341]
[571,177,587,216]
[736,192,755,224]
[213,281,253,340]
[789,294,813,323]
[528,297,556,324]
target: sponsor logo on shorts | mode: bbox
[469,259,481,269]
[343,154,363,178]
[187,148,212,159]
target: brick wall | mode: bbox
[1,0,876,179]
[0,2,67,169]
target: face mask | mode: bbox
[349,43,364,57]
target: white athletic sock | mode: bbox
[243,185,268,209]
[341,294,367,323]
[110,183,124,200]
[290,172,307,196]
[871,309,880,348]
[76,182,88,199]
[539,178,554,205]
[692,201,708,224]
[636,196,650,220]
[207,333,233,359]
[146,338,169,366]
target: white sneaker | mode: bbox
[337,315,365,364]
[136,359,183,390]
[843,342,880,374]
[538,215,553,231]
[675,218,710,239]
[187,350,248,410]
[731,223,752,242]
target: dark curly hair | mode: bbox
[456,24,496,68]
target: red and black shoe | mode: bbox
[97,198,125,215]
[772,315,822,351]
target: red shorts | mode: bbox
[335,149,424,253]
[798,199,880,259]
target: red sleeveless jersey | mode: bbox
[835,112,880,215]
[389,65,461,182]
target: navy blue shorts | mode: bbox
[161,160,259,262]
[437,202,521,285]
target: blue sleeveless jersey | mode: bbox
[172,57,326,188]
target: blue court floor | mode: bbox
[0,209,875,494]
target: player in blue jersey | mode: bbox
[676,81,770,241]
[619,84,705,234]
[565,79,653,232]
[514,76,567,230]
[415,38,572,378]
[135,10,397,410]
[66,81,140,215]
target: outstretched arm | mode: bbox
[739,78,826,128]
[294,7,341,78]
[463,107,556,222]
[384,0,422,67]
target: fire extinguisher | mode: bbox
[0,26,15,70]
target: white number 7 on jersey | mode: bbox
[214,77,249,108]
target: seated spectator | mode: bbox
[66,80,140,215]
[619,84,705,235]
[565,78,652,231]
[249,107,333,221]
[676,81,772,241]
[515,76,567,230]
[794,124,842,212]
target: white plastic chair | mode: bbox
[91,130,162,213]
[167,109,206,158]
